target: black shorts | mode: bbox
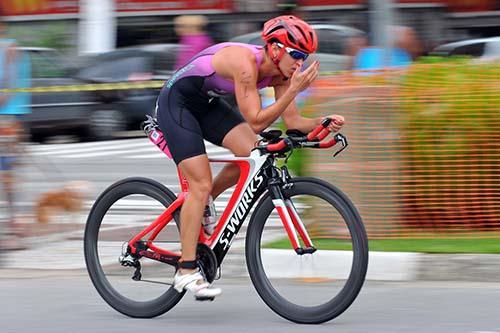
[156,76,245,164]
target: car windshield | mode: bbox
[27,49,76,78]
[77,53,152,82]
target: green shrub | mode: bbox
[10,22,72,51]
[398,60,500,229]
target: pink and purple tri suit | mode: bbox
[156,42,273,164]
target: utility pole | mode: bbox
[78,0,116,54]
[369,0,394,65]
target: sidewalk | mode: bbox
[2,219,500,282]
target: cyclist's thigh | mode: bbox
[199,97,248,149]
[222,123,256,157]
[156,82,207,165]
[200,97,255,156]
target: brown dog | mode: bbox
[35,181,92,224]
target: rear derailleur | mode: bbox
[119,242,143,281]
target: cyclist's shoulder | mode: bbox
[215,42,258,61]
[213,44,259,75]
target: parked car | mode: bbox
[75,44,180,140]
[430,37,500,59]
[230,24,366,72]
[17,47,98,142]
[19,44,180,142]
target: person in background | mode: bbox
[0,13,31,251]
[173,15,213,70]
[351,25,422,71]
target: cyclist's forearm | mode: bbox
[283,114,321,133]
[248,88,297,133]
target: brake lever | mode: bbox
[333,133,348,157]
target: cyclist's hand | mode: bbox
[289,61,319,93]
[323,115,345,132]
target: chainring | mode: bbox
[196,244,218,283]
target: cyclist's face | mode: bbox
[280,52,305,77]
[269,43,306,78]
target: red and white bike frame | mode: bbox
[127,144,313,266]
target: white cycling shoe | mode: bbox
[173,269,221,301]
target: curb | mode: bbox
[222,250,500,282]
[2,242,500,282]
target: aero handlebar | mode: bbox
[262,118,348,157]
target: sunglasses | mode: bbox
[276,43,309,61]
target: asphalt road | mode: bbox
[3,138,500,333]
[2,272,500,333]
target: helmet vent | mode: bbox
[296,26,308,41]
[267,26,283,36]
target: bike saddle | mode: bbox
[260,130,282,143]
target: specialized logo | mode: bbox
[166,64,195,88]
[218,172,265,250]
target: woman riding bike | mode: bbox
[156,15,345,299]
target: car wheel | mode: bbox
[87,109,127,141]
[30,132,46,144]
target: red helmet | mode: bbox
[261,15,318,54]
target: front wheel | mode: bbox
[246,178,368,324]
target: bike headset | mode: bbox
[261,15,318,79]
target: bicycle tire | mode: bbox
[84,177,184,318]
[245,177,368,324]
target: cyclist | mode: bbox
[156,15,345,299]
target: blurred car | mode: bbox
[17,47,97,143]
[430,37,500,59]
[20,44,179,142]
[75,44,180,140]
[230,24,366,72]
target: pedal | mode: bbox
[195,296,215,302]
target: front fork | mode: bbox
[268,167,316,255]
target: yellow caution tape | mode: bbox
[0,73,367,94]
[0,80,165,93]
[0,68,413,94]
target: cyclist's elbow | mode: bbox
[249,120,266,134]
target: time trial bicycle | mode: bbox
[84,117,368,324]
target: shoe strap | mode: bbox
[179,260,197,269]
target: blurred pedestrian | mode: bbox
[0,13,31,251]
[173,15,213,70]
[351,25,422,71]
[345,34,369,70]
[393,25,423,61]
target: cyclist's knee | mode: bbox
[189,179,212,199]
